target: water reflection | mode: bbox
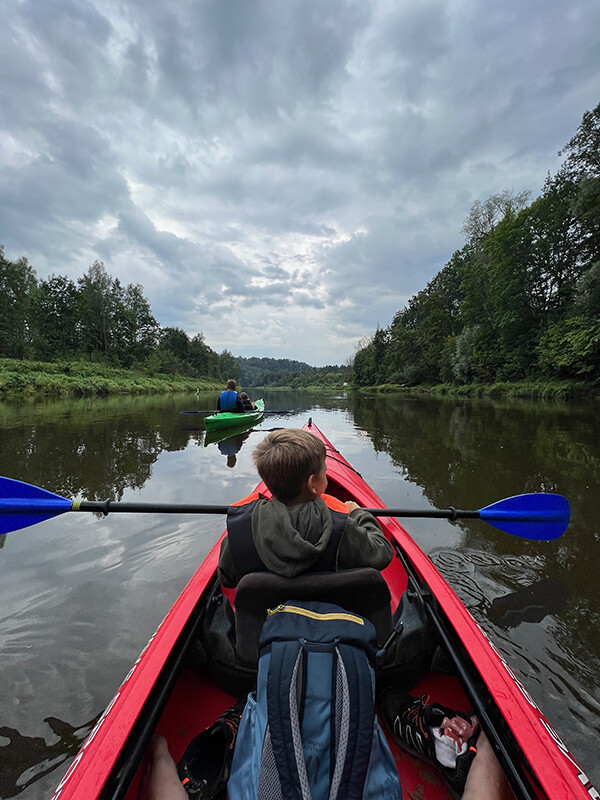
[0,393,301,494]
[0,393,209,500]
[353,392,600,671]
[430,549,570,628]
[0,714,100,798]
[488,578,569,629]
[0,390,598,794]
[352,392,600,787]
[209,430,253,468]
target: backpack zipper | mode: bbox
[267,603,364,625]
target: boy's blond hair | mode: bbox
[253,429,326,503]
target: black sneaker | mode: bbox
[177,696,247,799]
[379,688,479,797]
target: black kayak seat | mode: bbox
[234,567,392,668]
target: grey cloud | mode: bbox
[290,292,325,309]
[0,119,125,261]
[19,0,113,102]
[323,214,459,301]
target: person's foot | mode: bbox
[462,731,515,800]
[140,736,188,800]
[177,697,246,799]
[378,688,479,796]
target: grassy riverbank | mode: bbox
[0,358,220,398]
[363,379,597,401]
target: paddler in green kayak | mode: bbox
[217,379,244,412]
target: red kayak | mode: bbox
[49,419,596,800]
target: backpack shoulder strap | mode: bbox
[261,640,306,800]
[334,642,375,798]
[263,637,374,800]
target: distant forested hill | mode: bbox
[237,356,349,388]
[236,357,312,385]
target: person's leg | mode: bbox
[462,731,514,800]
[140,735,187,800]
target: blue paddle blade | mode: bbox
[479,493,570,541]
[0,477,71,534]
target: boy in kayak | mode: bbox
[239,392,255,411]
[217,428,394,588]
[217,379,244,412]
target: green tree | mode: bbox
[574,261,600,317]
[0,247,38,358]
[77,261,118,358]
[457,193,534,381]
[521,180,582,324]
[352,335,378,386]
[119,283,160,365]
[558,101,600,265]
[34,274,80,358]
[451,326,480,383]
[461,189,531,242]
[218,349,241,382]
[559,101,600,181]
[538,316,600,378]
[158,327,191,373]
[189,333,219,377]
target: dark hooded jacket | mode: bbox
[218,493,393,588]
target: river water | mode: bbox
[0,390,598,797]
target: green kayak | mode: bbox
[204,398,264,431]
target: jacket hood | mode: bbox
[250,496,333,577]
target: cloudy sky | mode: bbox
[1,0,599,366]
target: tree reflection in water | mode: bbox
[0,714,100,798]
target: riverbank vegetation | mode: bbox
[354,102,600,394]
[0,358,219,398]
[363,379,593,401]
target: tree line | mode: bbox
[237,356,350,388]
[0,257,239,379]
[0,255,349,386]
[354,102,600,387]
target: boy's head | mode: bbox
[240,392,249,400]
[226,379,237,390]
[253,429,326,504]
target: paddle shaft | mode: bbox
[10,500,482,519]
[75,501,230,515]
[366,507,480,520]
[180,409,290,414]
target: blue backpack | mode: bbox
[228,599,402,800]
